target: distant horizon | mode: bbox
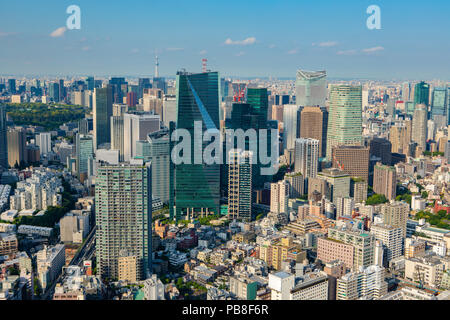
[1,73,449,83]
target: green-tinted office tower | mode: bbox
[414,81,430,107]
[95,161,152,281]
[431,87,447,117]
[247,88,269,129]
[326,85,363,160]
[170,71,220,221]
[76,134,94,180]
[93,86,113,149]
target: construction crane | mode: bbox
[202,58,208,73]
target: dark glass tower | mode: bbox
[170,71,220,221]
[93,86,113,149]
[0,105,7,169]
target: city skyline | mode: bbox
[0,0,449,80]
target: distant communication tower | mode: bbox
[202,58,208,73]
[155,55,160,78]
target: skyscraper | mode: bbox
[93,86,113,149]
[331,145,369,182]
[326,85,363,160]
[37,132,52,156]
[431,87,448,119]
[171,71,220,221]
[228,149,252,221]
[123,112,160,162]
[373,163,397,201]
[111,116,124,162]
[299,106,328,158]
[369,137,392,166]
[412,104,427,151]
[389,120,412,155]
[283,104,300,152]
[270,180,289,214]
[8,79,16,94]
[414,81,430,107]
[7,128,27,168]
[76,134,94,183]
[138,78,151,99]
[247,88,269,130]
[317,168,350,204]
[295,70,327,107]
[48,82,60,102]
[294,138,319,179]
[0,105,7,169]
[95,160,152,281]
[147,129,170,204]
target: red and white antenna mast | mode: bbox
[202,58,208,73]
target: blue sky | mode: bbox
[0,0,449,79]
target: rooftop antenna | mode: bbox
[202,58,208,73]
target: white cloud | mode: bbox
[362,46,384,53]
[199,50,208,55]
[337,49,357,55]
[82,46,90,51]
[50,27,67,38]
[224,37,256,46]
[314,41,338,47]
[287,49,298,55]
[131,48,140,54]
[235,51,245,57]
[268,44,276,49]
[166,47,184,52]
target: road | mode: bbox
[41,226,96,300]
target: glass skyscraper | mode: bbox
[93,85,113,149]
[431,87,447,117]
[295,69,327,107]
[95,161,152,281]
[171,71,220,221]
[326,85,363,160]
[414,81,430,107]
[76,134,94,182]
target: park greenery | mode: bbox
[6,102,88,130]
[414,210,450,230]
[365,193,388,205]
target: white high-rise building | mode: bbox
[412,104,428,150]
[123,113,160,161]
[337,265,388,300]
[370,224,403,266]
[270,181,289,214]
[37,132,52,156]
[335,197,355,218]
[283,104,300,152]
[294,138,319,178]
